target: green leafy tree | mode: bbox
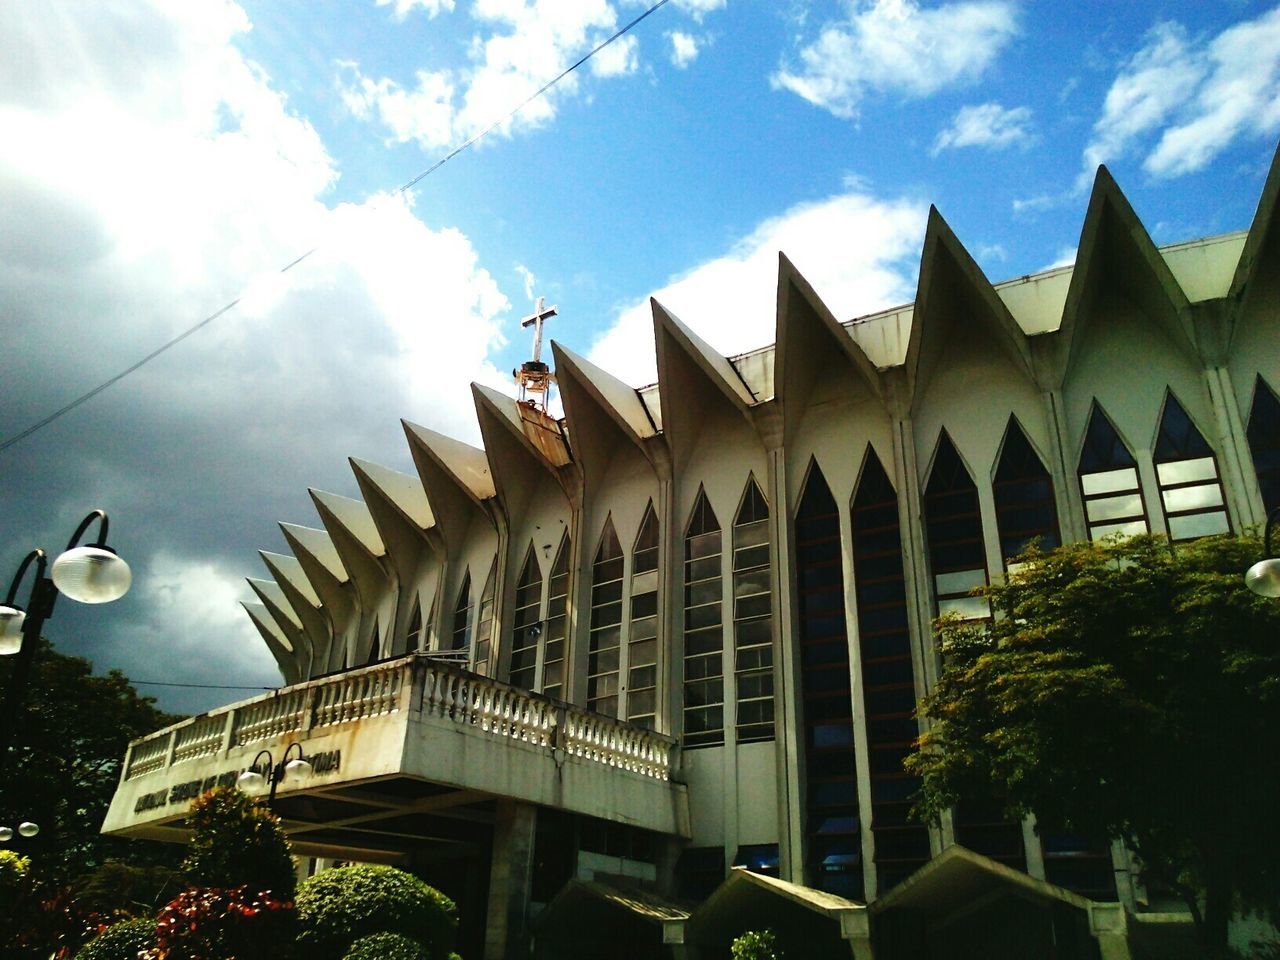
[74,917,157,960]
[908,533,1280,956]
[731,929,780,960]
[0,639,183,883]
[181,786,296,898]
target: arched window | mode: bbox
[850,448,928,891]
[509,544,542,690]
[424,594,438,651]
[1248,377,1280,516]
[993,417,1060,563]
[628,503,661,729]
[733,477,773,744]
[542,533,570,701]
[451,573,472,652]
[1154,391,1229,540]
[365,617,381,665]
[795,462,862,899]
[588,519,624,717]
[683,490,723,747]
[473,559,497,676]
[406,597,423,652]
[1079,403,1148,540]
[925,431,989,620]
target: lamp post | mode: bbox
[0,821,39,842]
[236,743,313,807]
[0,510,132,775]
[1245,507,1280,598]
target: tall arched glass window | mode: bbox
[473,559,497,676]
[1248,377,1280,516]
[628,503,661,728]
[850,447,928,892]
[542,533,570,701]
[509,544,542,690]
[993,417,1060,563]
[406,596,423,651]
[451,572,471,652]
[925,431,989,620]
[1154,391,1229,540]
[683,490,723,747]
[733,477,774,743]
[588,519,624,717]
[1079,403,1148,540]
[795,462,862,899]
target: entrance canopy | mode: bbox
[104,655,690,862]
[534,879,691,960]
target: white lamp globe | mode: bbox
[237,768,269,792]
[17,822,38,838]
[0,827,12,842]
[0,606,26,656]
[283,757,313,781]
[1245,557,1280,598]
[51,547,131,604]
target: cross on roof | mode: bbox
[521,297,557,364]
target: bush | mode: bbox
[149,885,295,960]
[182,786,296,898]
[74,917,156,960]
[732,929,780,960]
[296,864,457,960]
[343,931,429,960]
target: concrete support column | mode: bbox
[1088,903,1133,960]
[484,800,537,960]
[840,909,876,959]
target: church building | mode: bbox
[104,150,1280,960]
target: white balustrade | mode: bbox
[124,654,676,783]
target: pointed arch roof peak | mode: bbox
[551,340,658,442]
[402,419,496,504]
[241,600,293,652]
[278,522,347,583]
[309,489,386,558]
[1228,140,1280,330]
[906,206,1035,402]
[259,550,320,607]
[246,576,302,629]
[1059,165,1196,372]
[349,457,434,532]
[472,382,572,471]
[651,297,757,410]
[777,252,883,395]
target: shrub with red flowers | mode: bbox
[144,885,295,960]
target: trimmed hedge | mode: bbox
[296,864,457,960]
[343,931,429,960]
[74,917,156,960]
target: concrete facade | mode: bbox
[106,152,1280,958]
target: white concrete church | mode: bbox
[105,149,1280,960]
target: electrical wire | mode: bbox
[129,679,276,691]
[0,0,672,456]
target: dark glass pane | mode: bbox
[736,477,770,524]
[1155,392,1213,461]
[687,489,720,536]
[1248,377,1280,515]
[1079,404,1136,472]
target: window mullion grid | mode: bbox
[588,554,624,717]
[733,517,773,743]
[683,530,723,747]
[542,564,569,701]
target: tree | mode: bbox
[908,533,1280,956]
[181,786,297,898]
[0,639,183,883]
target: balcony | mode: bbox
[104,654,690,860]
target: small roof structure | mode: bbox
[533,879,691,960]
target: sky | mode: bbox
[2,0,1278,715]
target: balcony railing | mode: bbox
[123,654,679,784]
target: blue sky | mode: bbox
[2,0,1278,712]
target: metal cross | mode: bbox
[521,297,557,364]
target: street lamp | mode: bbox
[0,822,39,842]
[0,510,131,773]
[236,742,313,806]
[1245,507,1280,598]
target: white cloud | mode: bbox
[1041,246,1077,271]
[588,188,927,385]
[341,0,722,150]
[0,0,511,709]
[1081,9,1280,184]
[515,263,537,300]
[669,30,699,68]
[376,0,455,19]
[772,0,1019,120]
[932,102,1032,156]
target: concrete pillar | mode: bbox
[1088,902,1133,960]
[664,919,701,960]
[840,909,876,959]
[484,800,537,960]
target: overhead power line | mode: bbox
[0,0,672,456]
[129,679,276,691]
